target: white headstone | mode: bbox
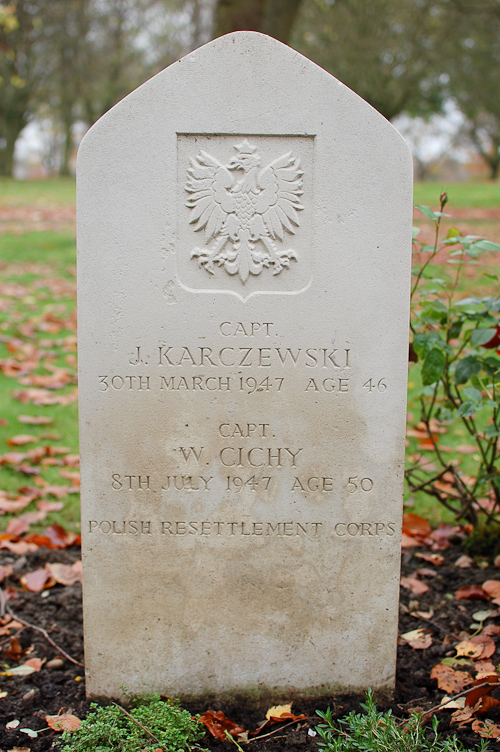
[78,31,412,701]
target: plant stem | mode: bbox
[113,703,163,746]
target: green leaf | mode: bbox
[472,239,500,252]
[457,297,483,306]
[462,387,483,402]
[446,226,461,239]
[412,226,421,239]
[449,320,464,339]
[441,657,472,668]
[422,347,446,386]
[485,297,500,313]
[471,328,497,347]
[457,401,477,418]
[412,331,443,359]
[455,356,481,385]
[415,204,439,221]
[484,425,500,438]
[427,299,448,312]
[484,399,499,409]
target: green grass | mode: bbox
[0,177,76,207]
[0,231,80,532]
[414,180,500,208]
[0,231,76,272]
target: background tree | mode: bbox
[40,0,91,176]
[444,1,500,179]
[0,0,51,176]
[292,0,447,122]
[214,0,303,44]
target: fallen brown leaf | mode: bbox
[5,637,24,661]
[475,661,497,677]
[465,675,500,709]
[451,703,479,725]
[199,710,245,740]
[482,624,500,637]
[415,552,445,566]
[21,568,54,592]
[454,555,473,568]
[45,713,81,732]
[455,640,484,659]
[430,663,473,694]
[265,703,307,724]
[36,500,64,512]
[482,580,500,606]
[401,628,433,649]
[6,435,37,446]
[400,575,430,595]
[23,658,44,672]
[471,719,500,738]
[402,513,432,537]
[401,532,420,548]
[18,415,53,425]
[430,524,462,549]
[456,585,489,601]
[0,540,38,554]
[46,561,82,586]
[469,634,496,659]
[0,497,33,514]
[6,519,30,537]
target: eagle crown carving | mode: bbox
[185,140,304,283]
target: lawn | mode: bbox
[414,180,500,209]
[0,177,76,207]
[0,178,499,534]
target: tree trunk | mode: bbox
[214,0,266,37]
[489,158,500,180]
[59,116,74,176]
[261,0,303,43]
[214,0,303,43]
[0,114,26,176]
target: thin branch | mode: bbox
[248,718,304,742]
[422,680,499,720]
[113,703,162,745]
[5,603,84,668]
[406,464,455,494]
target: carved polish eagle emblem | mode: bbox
[185,140,304,283]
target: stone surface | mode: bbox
[77,31,413,701]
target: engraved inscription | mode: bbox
[157,346,350,368]
[112,474,150,490]
[186,140,303,283]
[226,475,272,492]
[219,447,302,467]
[162,476,213,491]
[291,477,333,492]
[219,322,274,336]
[89,520,152,534]
[362,378,387,392]
[333,522,395,536]
[86,520,397,538]
[347,477,374,493]
[219,423,270,438]
[162,521,322,536]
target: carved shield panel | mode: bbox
[177,134,314,301]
